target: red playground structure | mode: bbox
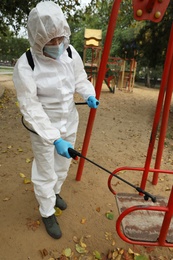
[75,0,173,247]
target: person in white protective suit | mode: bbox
[13,1,99,239]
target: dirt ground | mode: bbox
[0,74,173,260]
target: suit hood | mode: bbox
[27,1,71,55]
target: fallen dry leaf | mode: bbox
[3,197,10,201]
[112,240,116,246]
[134,255,149,260]
[78,236,87,249]
[96,207,101,212]
[73,235,79,243]
[112,181,120,187]
[39,248,48,259]
[23,178,31,184]
[80,218,86,224]
[75,244,88,254]
[62,248,72,257]
[123,250,133,260]
[54,207,62,216]
[105,232,113,241]
[19,172,26,178]
[105,211,114,220]
[93,250,101,259]
[85,235,91,239]
[108,249,118,259]
[15,101,19,107]
[128,247,139,257]
[144,247,155,253]
[118,248,124,255]
[26,158,31,163]
[26,218,40,231]
[1,150,7,153]
[58,256,68,260]
[128,248,134,255]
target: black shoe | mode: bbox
[55,194,67,210]
[42,214,62,239]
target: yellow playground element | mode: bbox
[83,28,137,93]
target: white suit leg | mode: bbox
[30,134,57,217]
[53,152,71,194]
[30,108,79,217]
[53,108,79,194]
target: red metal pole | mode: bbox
[152,41,173,184]
[76,0,122,181]
[158,186,173,245]
[140,23,173,190]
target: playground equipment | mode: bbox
[70,147,173,246]
[118,58,137,92]
[104,56,137,93]
[83,29,136,93]
[109,169,173,247]
[75,0,173,247]
[104,57,123,93]
[83,29,102,85]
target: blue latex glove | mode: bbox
[54,138,73,158]
[87,96,99,109]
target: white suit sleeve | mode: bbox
[13,54,61,144]
[69,45,96,100]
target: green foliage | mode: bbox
[0,30,29,61]
[133,2,172,85]
[69,0,114,59]
[134,255,149,260]
[0,0,172,86]
[0,0,82,61]
[136,2,172,67]
[0,0,80,33]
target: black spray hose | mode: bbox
[21,102,88,135]
[75,101,99,106]
[68,148,157,203]
[21,116,38,135]
[21,112,156,202]
[75,102,87,105]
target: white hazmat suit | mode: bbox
[13,1,96,218]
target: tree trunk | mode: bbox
[145,68,151,87]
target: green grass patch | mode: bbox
[0,66,13,74]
